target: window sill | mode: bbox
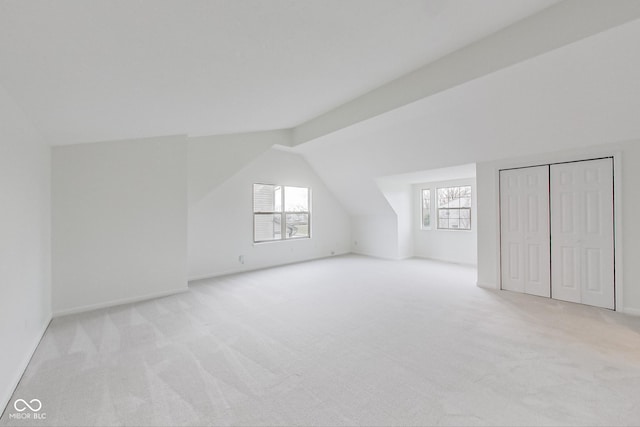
[253,237,311,245]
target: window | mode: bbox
[437,185,471,230]
[421,189,431,229]
[253,184,310,242]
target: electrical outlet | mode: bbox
[238,255,244,264]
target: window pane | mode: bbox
[438,187,460,208]
[285,213,309,239]
[275,186,282,211]
[421,189,431,228]
[437,186,472,230]
[437,188,447,208]
[459,186,471,207]
[254,214,282,241]
[253,184,281,212]
[284,186,308,212]
[438,186,472,208]
[253,183,311,242]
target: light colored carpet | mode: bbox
[2,255,640,426]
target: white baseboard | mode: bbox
[1,316,51,418]
[349,250,396,260]
[477,282,499,290]
[189,252,351,282]
[412,255,477,268]
[53,288,188,317]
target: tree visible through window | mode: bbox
[253,184,310,242]
[421,189,431,229]
[437,186,471,230]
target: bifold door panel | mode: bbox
[500,158,615,310]
[550,159,614,309]
[500,166,551,297]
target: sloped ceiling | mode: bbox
[295,18,640,215]
[3,1,639,221]
[0,0,558,145]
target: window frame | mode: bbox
[436,185,472,231]
[253,183,311,243]
[420,188,432,230]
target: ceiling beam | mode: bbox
[292,0,640,146]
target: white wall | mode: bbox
[189,130,291,205]
[52,135,188,315]
[0,85,51,412]
[476,140,640,314]
[413,178,477,266]
[351,215,399,260]
[188,147,351,279]
[376,180,413,259]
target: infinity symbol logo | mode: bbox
[14,399,42,412]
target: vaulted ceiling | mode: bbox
[295,16,640,215]
[0,0,558,145]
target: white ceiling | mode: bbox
[0,0,558,145]
[296,17,640,215]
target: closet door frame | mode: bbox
[497,154,623,311]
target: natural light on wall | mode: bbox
[253,184,311,242]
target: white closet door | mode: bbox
[500,166,550,297]
[551,159,614,309]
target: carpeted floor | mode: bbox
[2,255,640,426]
